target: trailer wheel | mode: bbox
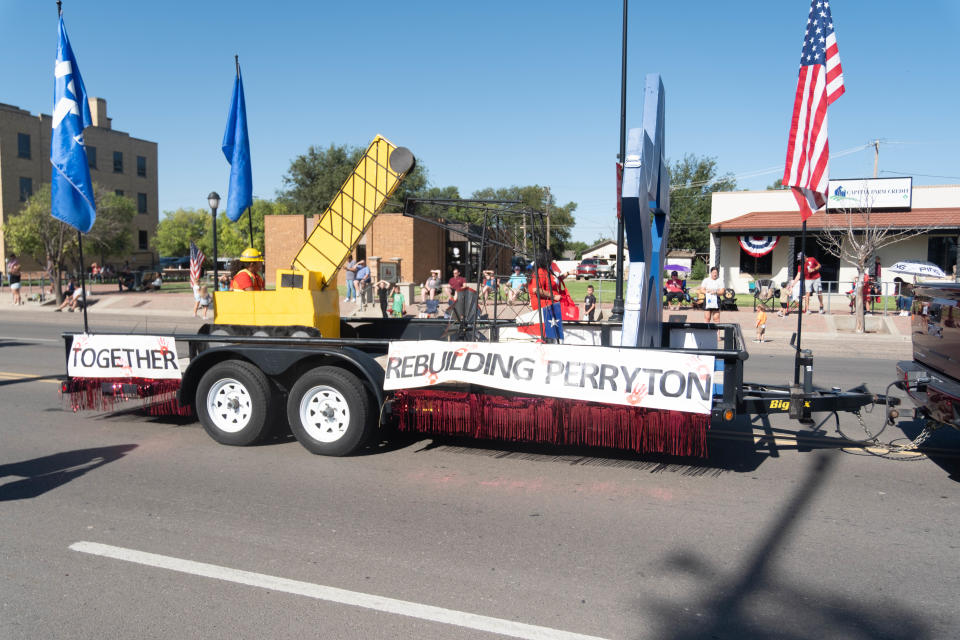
[286,366,373,456]
[196,360,273,446]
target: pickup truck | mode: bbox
[897,282,960,430]
[575,258,613,280]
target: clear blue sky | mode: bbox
[2,0,957,243]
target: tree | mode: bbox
[156,198,292,261]
[766,178,787,190]
[668,154,736,254]
[279,143,428,215]
[818,205,933,333]
[3,183,136,302]
[567,240,589,259]
[155,208,209,257]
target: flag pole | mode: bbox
[77,230,90,333]
[794,222,806,384]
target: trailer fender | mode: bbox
[179,345,385,410]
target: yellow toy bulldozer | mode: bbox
[212,136,415,337]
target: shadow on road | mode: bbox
[0,444,137,502]
[638,451,931,639]
[0,374,61,387]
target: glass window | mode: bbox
[87,145,97,169]
[19,177,33,202]
[928,236,958,274]
[113,151,123,173]
[739,246,773,275]
[115,189,124,197]
[136,155,147,177]
[17,133,31,159]
[137,193,148,214]
[138,230,148,250]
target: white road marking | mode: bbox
[70,541,606,640]
[0,336,59,342]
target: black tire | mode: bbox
[195,360,274,446]
[286,366,374,456]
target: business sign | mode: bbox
[68,334,182,379]
[826,177,912,211]
[384,340,715,414]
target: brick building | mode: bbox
[0,98,158,269]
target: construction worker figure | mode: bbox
[230,247,265,291]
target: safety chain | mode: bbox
[849,410,941,457]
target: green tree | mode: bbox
[4,183,136,302]
[279,143,428,215]
[668,154,736,254]
[567,240,589,259]
[154,208,209,257]
[767,178,787,190]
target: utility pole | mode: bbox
[545,186,551,251]
[873,139,880,178]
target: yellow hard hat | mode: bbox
[240,247,264,262]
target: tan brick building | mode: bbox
[0,98,158,269]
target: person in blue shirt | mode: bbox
[506,265,527,302]
[355,261,371,307]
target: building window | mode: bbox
[928,236,958,275]
[137,155,147,177]
[115,189,125,197]
[17,133,31,159]
[113,151,123,173]
[19,177,33,202]
[138,230,148,250]
[739,247,773,276]
[87,145,97,169]
[137,193,148,214]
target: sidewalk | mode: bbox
[3,285,912,356]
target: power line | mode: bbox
[881,170,960,181]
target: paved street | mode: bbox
[1,308,958,639]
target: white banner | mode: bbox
[826,177,912,211]
[68,334,182,380]
[384,341,714,414]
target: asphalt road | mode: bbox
[1,312,958,639]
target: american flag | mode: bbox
[189,241,204,288]
[783,0,845,220]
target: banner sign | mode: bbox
[738,235,779,258]
[384,341,715,414]
[826,177,912,211]
[68,334,181,380]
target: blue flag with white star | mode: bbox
[50,15,96,233]
[221,67,252,222]
[541,302,564,341]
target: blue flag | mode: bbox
[541,302,564,341]
[221,67,252,222]
[50,15,96,233]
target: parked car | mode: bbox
[576,258,613,279]
[159,256,190,269]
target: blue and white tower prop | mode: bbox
[620,74,670,348]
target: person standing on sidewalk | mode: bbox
[355,261,371,309]
[6,254,22,305]
[698,266,724,323]
[797,252,825,314]
[344,254,359,303]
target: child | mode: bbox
[391,284,405,318]
[754,307,767,343]
[778,281,789,317]
[197,286,213,319]
[584,285,597,322]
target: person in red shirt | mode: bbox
[527,252,579,319]
[796,252,824,314]
[230,247,265,291]
[447,268,466,296]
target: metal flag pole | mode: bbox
[794,221,806,384]
[77,231,90,333]
[611,0,628,322]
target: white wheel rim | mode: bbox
[206,378,252,433]
[299,385,350,443]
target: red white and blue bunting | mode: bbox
[738,235,779,258]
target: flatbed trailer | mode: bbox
[61,316,890,458]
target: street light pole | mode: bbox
[610,0,628,322]
[208,192,221,287]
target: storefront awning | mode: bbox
[709,207,960,235]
